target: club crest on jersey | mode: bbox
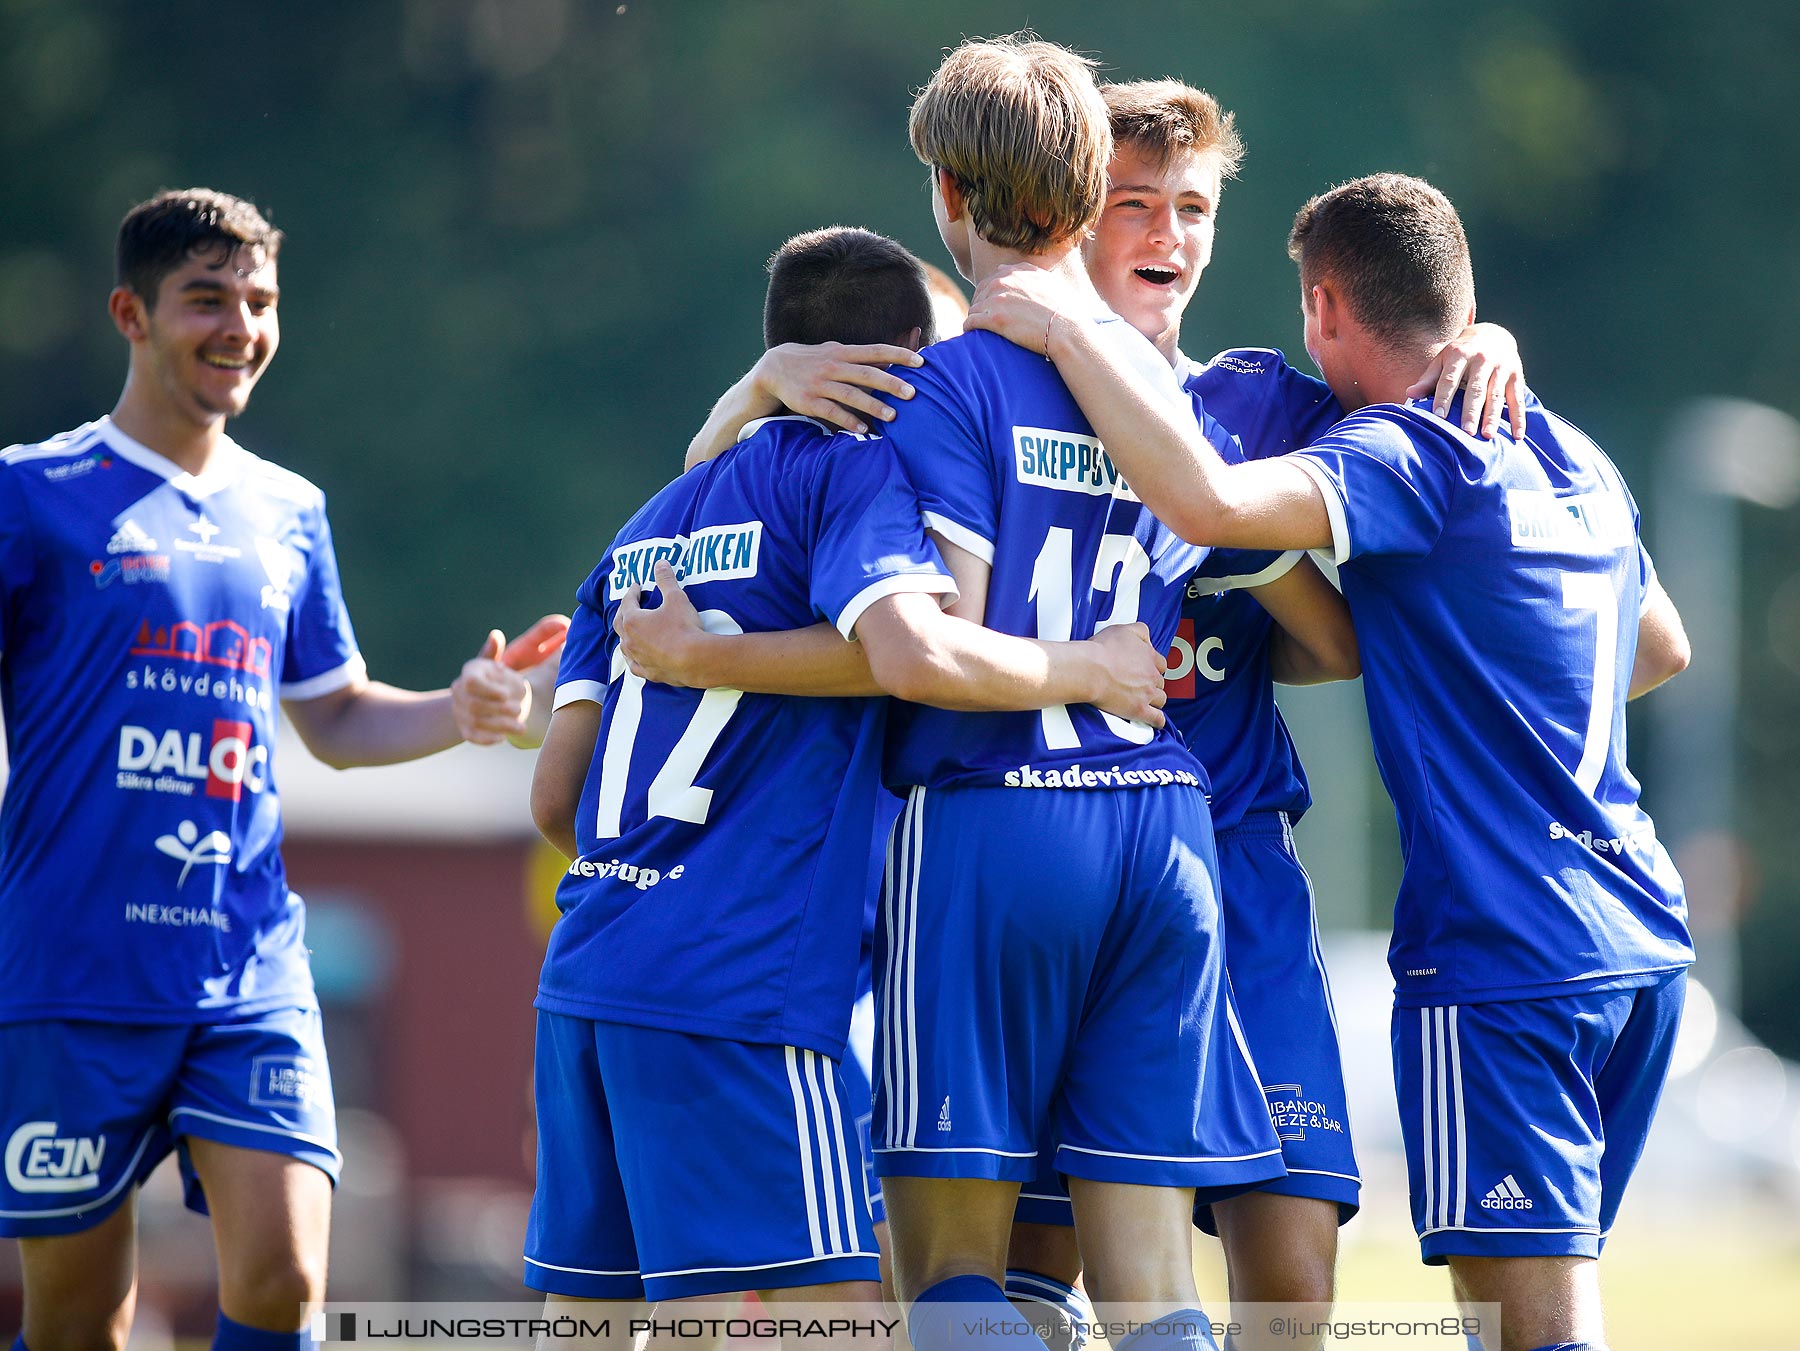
[608,522,763,599]
[5,1122,104,1193]
[1013,426,1139,501]
[1506,489,1632,551]
[254,536,299,612]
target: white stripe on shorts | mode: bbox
[1417,1007,1470,1232]
[799,1051,844,1253]
[903,788,924,1148]
[1419,1009,1435,1230]
[784,1047,825,1256]
[1449,1006,1467,1228]
[813,1052,860,1251]
[881,787,926,1152]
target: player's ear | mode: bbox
[903,325,925,354]
[109,286,149,342]
[936,167,967,222]
[1313,282,1343,341]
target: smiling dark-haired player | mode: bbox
[0,188,562,1351]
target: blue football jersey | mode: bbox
[1163,349,1344,831]
[1291,393,1692,1004]
[882,320,1210,793]
[539,417,955,1058]
[0,419,363,1022]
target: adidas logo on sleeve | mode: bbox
[1480,1174,1534,1210]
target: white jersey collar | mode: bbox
[97,416,250,499]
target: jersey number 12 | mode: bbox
[594,610,744,838]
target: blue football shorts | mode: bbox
[1192,810,1360,1233]
[1392,969,1686,1263]
[0,1006,340,1238]
[524,1011,879,1301]
[874,784,1284,1195]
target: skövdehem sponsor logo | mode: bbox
[126,618,274,712]
[1003,764,1202,789]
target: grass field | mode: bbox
[1185,1192,1800,1350]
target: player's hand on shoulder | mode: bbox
[1087,621,1168,729]
[1405,322,1527,440]
[453,615,569,748]
[965,262,1078,355]
[616,560,706,686]
[754,341,922,437]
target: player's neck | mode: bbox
[966,237,1100,307]
[1333,336,1436,412]
[109,378,228,477]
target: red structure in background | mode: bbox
[282,836,543,1182]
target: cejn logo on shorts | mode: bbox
[117,720,267,800]
[4,1122,105,1193]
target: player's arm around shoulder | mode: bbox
[683,343,923,471]
[615,560,883,697]
[1629,576,1691,699]
[530,697,601,860]
[1251,555,1360,685]
[854,536,1166,724]
[966,266,1331,553]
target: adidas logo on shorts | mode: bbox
[1479,1174,1534,1210]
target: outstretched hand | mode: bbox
[1404,322,1527,439]
[616,561,705,685]
[452,614,570,748]
[1089,622,1169,728]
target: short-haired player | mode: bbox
[0,188,560,1351]
[966,172,1691,1351]
[525,222,1166,1327]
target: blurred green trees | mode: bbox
[3,0,1797,1050]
